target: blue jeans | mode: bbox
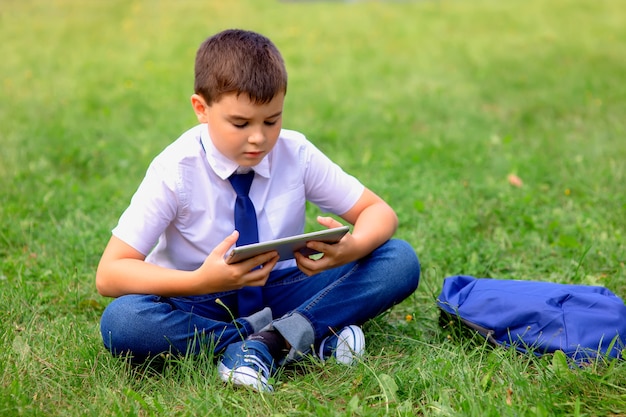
[100,239,420,362]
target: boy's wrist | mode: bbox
[186,268,209,295]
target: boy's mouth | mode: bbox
[244,151,264,159]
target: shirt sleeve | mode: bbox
[112,159,179,256]
[302,141,365,215]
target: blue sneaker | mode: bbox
[317,325,365,365]
[218,340,276,392]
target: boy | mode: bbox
[96,29,420,392]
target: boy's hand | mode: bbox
[295,189,398,277]
[293,216,353,276]
[194,231,279,293]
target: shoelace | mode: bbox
[241,354,271,378]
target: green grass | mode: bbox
[1,0,625,415]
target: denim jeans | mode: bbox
[100,239,420,362]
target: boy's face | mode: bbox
[191,92,284,167]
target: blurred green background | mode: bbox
[1,1,625,415]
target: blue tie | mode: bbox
[229,171,264,316]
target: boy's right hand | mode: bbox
[193,231,279,293]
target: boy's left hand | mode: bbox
[293,216,353,276]
[295,188,398,276]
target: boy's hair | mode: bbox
[194,29,288,105]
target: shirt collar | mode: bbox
[199,125,271,180]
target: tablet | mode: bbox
[225,226,350,264]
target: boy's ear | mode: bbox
[191,94,209,123]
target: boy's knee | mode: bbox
[100,295,161,356]
[383,239,420,270]
[101,295,144,331]
[382,239,421,291]
[100,296,132,350]
[376,239,420,294]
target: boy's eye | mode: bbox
[231,119,279,128]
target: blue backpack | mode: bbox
[437,275,626,362]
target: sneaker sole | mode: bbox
[217,362,273,392]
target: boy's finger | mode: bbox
[240,251,278,270]
[316,216,343,229]
[294,252,324,275]
[214,231,239,257]
[243,254,279,285]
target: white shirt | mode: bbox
[112,124,364,271]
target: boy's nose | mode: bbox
[248,131,265,144]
